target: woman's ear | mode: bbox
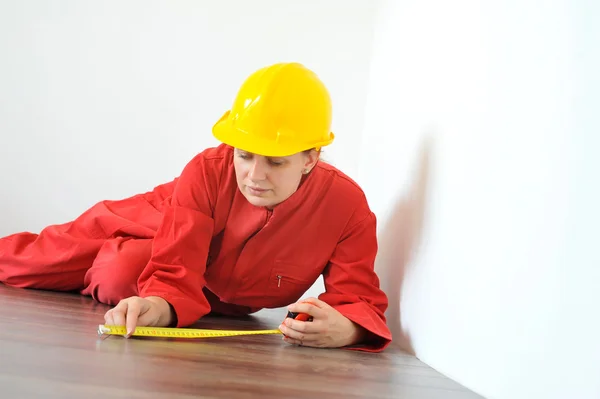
[303,149,320,172]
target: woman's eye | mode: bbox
[269,160,284,166]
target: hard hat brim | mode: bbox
[212,111,334,157]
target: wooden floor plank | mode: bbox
[0,284,483,398]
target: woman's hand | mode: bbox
[279,297,368,348]
[103,296,174,337]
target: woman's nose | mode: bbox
[248,160,267,180]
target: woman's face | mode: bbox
[233,148,319,208]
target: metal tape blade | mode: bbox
[98,325,282,339]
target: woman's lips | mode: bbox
[247,186,269,195]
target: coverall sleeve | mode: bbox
[137,153,219,327]
[318,210,392,352]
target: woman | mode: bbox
[0,62,391,352]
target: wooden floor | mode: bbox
[0,284,483,399]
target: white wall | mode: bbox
[0,0,377,237]
[361,1,599,399]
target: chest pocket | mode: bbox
[266,260,320,307]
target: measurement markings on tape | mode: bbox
[98,325,283,339]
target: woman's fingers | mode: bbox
[124,300,142,336]
[279,323,319,342]
[282,332,323,348]
[103,309,115,326]
[296,297,329,309]
[103,297,144,337]
[111,301,128,328]
[281,298,329,345]
[281,317,320,334]
[102,296,163,338]
[286,300,326,319]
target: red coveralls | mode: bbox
[0,144,391,352]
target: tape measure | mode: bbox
[98,325,283,338]
[97,311,309,339]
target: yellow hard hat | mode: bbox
[212,62,335,157]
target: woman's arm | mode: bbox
[280,208,392,352]
[318,210,392,351]
[106,149,226,330]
